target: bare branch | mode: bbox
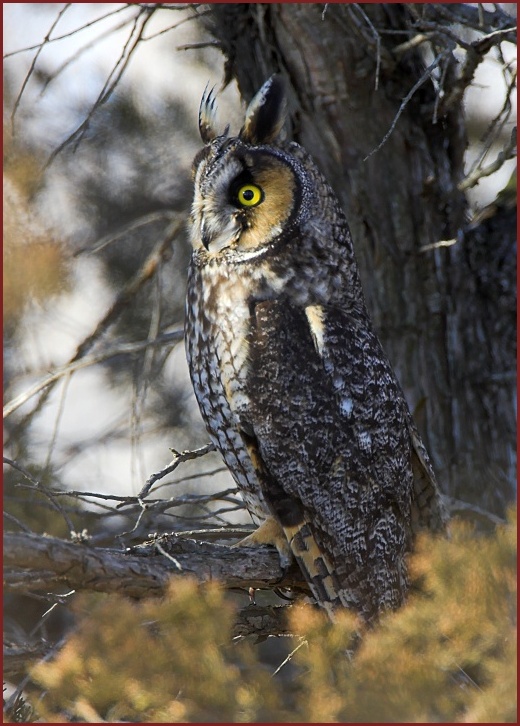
[10,3,71,133]
[363,51,449,161]
[392,32,435,57]
[433,4,516,36]
[137,443,217,499]
[3,5,132,59]
[3,222,180,420]
[3,329,183,419]
[232,603,299,639]
[133,3,202,10]
[444,496,507,526]
[458,127,517,191]
[3,511,35,534]
[44,6,156,167]
[351,4,382,90]
[73,220,179,363]
[419,237,459,254]
[38,15,143,98]
[465,68,517,179]
[3,531,308,598]
[177,40,222,52]
[143,10,211,42]
[3,456,41,486]
[4,602,298,678]
[154,465,228,492]
[442,35,498,112]
[4,640,55,679]
[3,458,76,535]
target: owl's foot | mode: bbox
[233,516,293,574]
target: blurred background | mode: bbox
[4,4,249,533]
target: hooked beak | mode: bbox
[198,214,242,253]
[200,220,211,251]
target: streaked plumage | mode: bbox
[185,76,447,622]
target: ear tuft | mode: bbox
[199,84,221,143]
[239,75,287,145]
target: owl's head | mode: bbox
[190,76,314,258]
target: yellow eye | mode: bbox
[236,184,263,207]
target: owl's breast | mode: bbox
[185,255,268,519]
[185,258,252,411]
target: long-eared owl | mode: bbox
[185,76,447,622]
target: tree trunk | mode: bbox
[202,3,516,516]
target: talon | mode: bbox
[233,516,293,576]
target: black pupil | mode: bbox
[242,188,255,201]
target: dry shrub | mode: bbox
[29,510,516,723]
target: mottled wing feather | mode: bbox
[407,418,448,533]
[243,299,414,620]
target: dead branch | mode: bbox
[3,221,180,421]
[44,6,156,166]
[458,127,517,191]
[137,442,216,498]
[10,4,71,133]
[231,603,298,639]
[4,5,131,59]
[363,50,449,161]
[3,531,309,600]
[432,4,516,36]
[3,329,183,420]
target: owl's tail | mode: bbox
[234,514,341,620]
[284,519,344,621]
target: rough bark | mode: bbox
[3,531,308,597]
[202,3,516,515]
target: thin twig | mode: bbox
[352,4,381,90]
[363,51,449,161]
[44,6,155,167]
[392,32,435,57]
[43,372,71,476]
[4,5,132,59]
[173,527,253,539]
[3,457,41,485]
[137,443,217,499]
[143,10,211,41]
[73,220,179,363]
[458,127,517,191]
[153,465,229,492]
[3,511,34,534]
[29,591,76,639]
[432,4,516,35]
[38,16,141,97]
[465,68,517,177]
[271,637,308,677]
[444,496,508,526]
[432,53,451,124]
[3,458,76,535]
[10,3,71,133]
[3,328,183,419]
[4,636,69,713]
[177,40,222,51]
[74,211,177,257]
[419,237,459,254]
[154,540,183,570]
